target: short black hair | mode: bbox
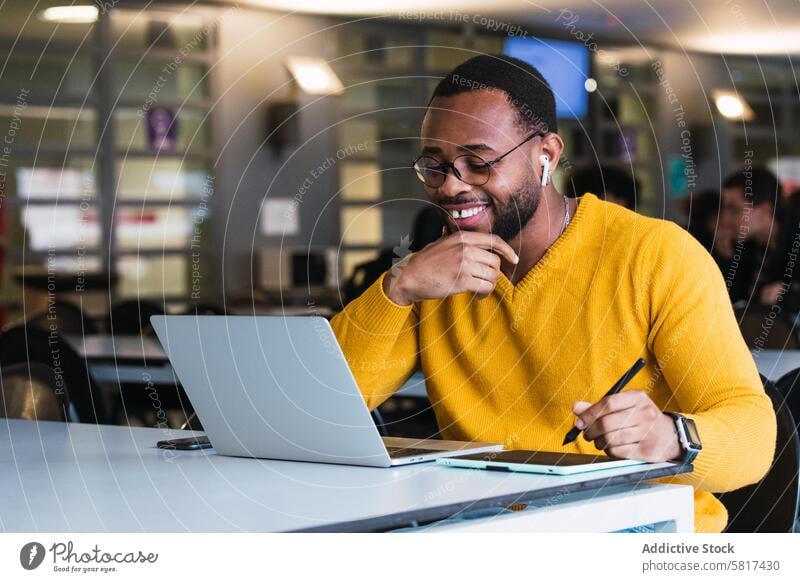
[566,164,638,208]
[429,54,557,136]
[722,166,782,207]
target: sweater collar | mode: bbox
[495,193,596,297]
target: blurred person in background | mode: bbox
[565,164,638,209]
[343,205,445,304]
[718,166,800,308]
[680,189,721,254]
[785,187,800,212]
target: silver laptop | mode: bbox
[150,315,503,467]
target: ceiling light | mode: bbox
[713,90,754,121]
[39,5,99,23]
[688,30,800,55]
[285,57,343,96]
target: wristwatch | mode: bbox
[665,412,702,464]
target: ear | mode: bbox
[539,133,565,181]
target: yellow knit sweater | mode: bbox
[331,193,777,533]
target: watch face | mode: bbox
[683,418,702,449]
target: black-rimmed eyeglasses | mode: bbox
[412,132,543,189]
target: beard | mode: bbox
[491,172,540,243]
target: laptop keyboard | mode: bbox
[386,446,436,458]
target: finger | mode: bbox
[459,232,519,264]
[576,390,646,430]
[582,408,642,441]
[571,401,592,428]
[469,263,499,283]
[470,247,502,270]
[593,426,643,451]
[572,401,592,416]
[468,277,495,298]
[604,443,645,460]
[487,235,519,265]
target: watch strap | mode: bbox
[665,412,700,464]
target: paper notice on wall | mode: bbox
[16,167,93,199]
[260,198,299,236]
[769,157,800,194]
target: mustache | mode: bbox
[433,194,492,207]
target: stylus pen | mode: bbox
[562,358,647,446]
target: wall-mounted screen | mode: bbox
[504,37,590,119]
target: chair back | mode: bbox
[0,325,108,423]
[107,300,165,335]
[0,362,68,421]
[27,299,98,335]
[717,377,800,532]
[776,367,800,437]
[735,305,800,350]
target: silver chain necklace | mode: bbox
[560,195,571,236]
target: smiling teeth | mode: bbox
[451,206,485,219]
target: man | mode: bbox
[719,167,798,307]
[331,55,776,533]
[680,189,721,254]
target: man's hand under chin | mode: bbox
[383,231,519,306]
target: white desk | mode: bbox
[0,419,693,533]
[752,349,800,382]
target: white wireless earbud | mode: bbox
[539,154,551,187]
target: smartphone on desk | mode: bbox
[156,436,212,451]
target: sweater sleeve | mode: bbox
[330,271,420,410]
[643,222,777,493]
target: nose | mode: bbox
[433,167,473,200]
